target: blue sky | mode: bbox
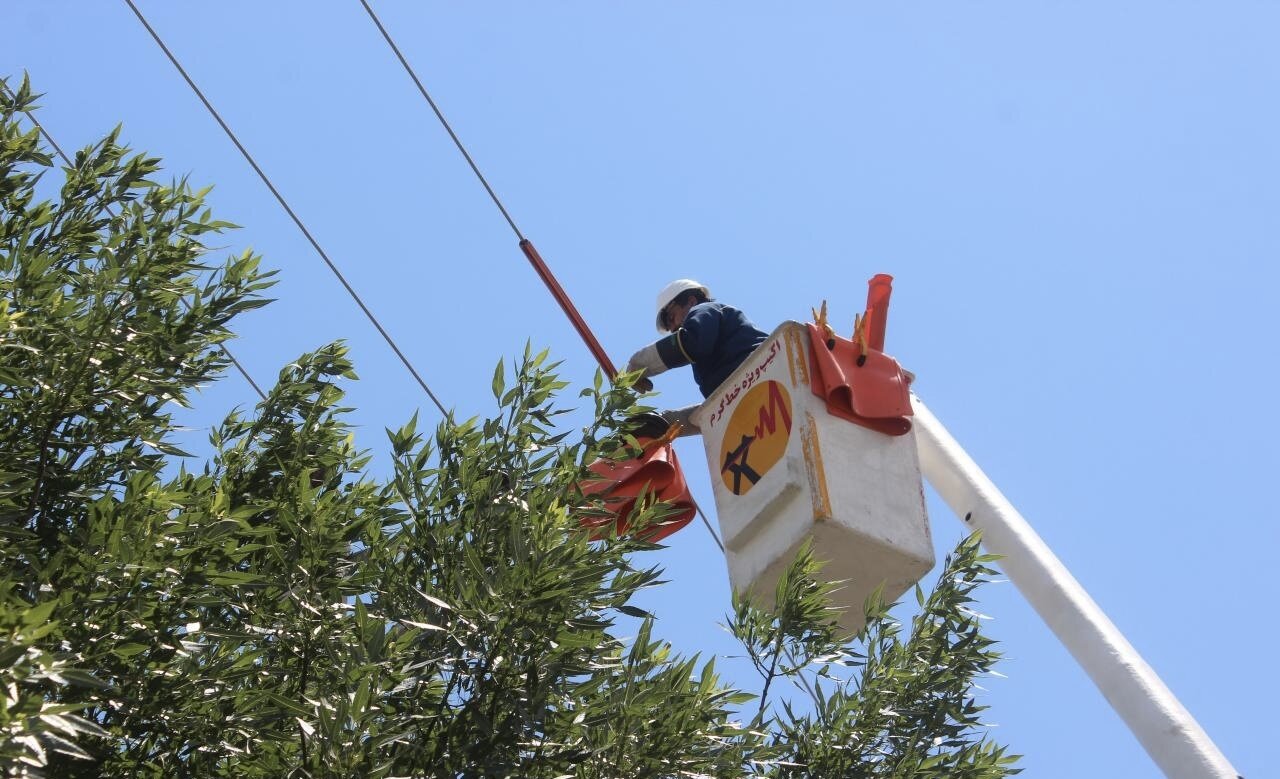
[5,2,1276,776]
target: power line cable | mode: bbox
[1,80,268,402]
[356,0,524,243]
[356,0,619,377]
[121,0,449,418]
[356,1,725,553]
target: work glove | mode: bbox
[625,343,667,393]
[626,343,666,375]
[658,405,701,437]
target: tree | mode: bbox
[0,78,1019,778]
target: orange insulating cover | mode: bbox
[578,440,696,542]
[807,324,913,436]
[807,273,914,436]
[864,273,893,352]
[803,275,916,434]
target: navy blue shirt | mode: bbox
[655,302,768,398]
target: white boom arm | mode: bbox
[911,395,1238,779]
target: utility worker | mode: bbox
[625,279,769,435]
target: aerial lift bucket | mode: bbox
[689,279,933,631]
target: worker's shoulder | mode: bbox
[690,300,743,318]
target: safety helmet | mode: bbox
[655,279,711,332]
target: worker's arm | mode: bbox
[625,305,719,389]
[671,304,720,363]
[626,332,690,380]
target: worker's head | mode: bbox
[655,279,711,332]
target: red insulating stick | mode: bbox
[519,239,619,379]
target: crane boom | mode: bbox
[911,395,1238,779]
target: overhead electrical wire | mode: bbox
[355,0,620,379]
[355,1,726,553]
[356,0,523,243]
[121,0,449,418]
[1,80,268,403]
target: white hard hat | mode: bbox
[655,279,710,332]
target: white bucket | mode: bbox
[690,321,934,630]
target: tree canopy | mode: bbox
[1,77,1018,778]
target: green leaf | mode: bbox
[492,360,505,400]
[57,669,115,690]
[21,600,56,627]
[0,366,29,385]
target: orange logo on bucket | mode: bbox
[719,380,792,496]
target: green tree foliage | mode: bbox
[0,78,1018,777]
[733,540,1019,778]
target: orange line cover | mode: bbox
[578,440,696,542]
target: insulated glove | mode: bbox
[625,342,669,392]
[658,405,700,437]
[626,343,667,376]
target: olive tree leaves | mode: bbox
[0,79,1018,778]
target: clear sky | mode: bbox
[5,2,1276,776]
